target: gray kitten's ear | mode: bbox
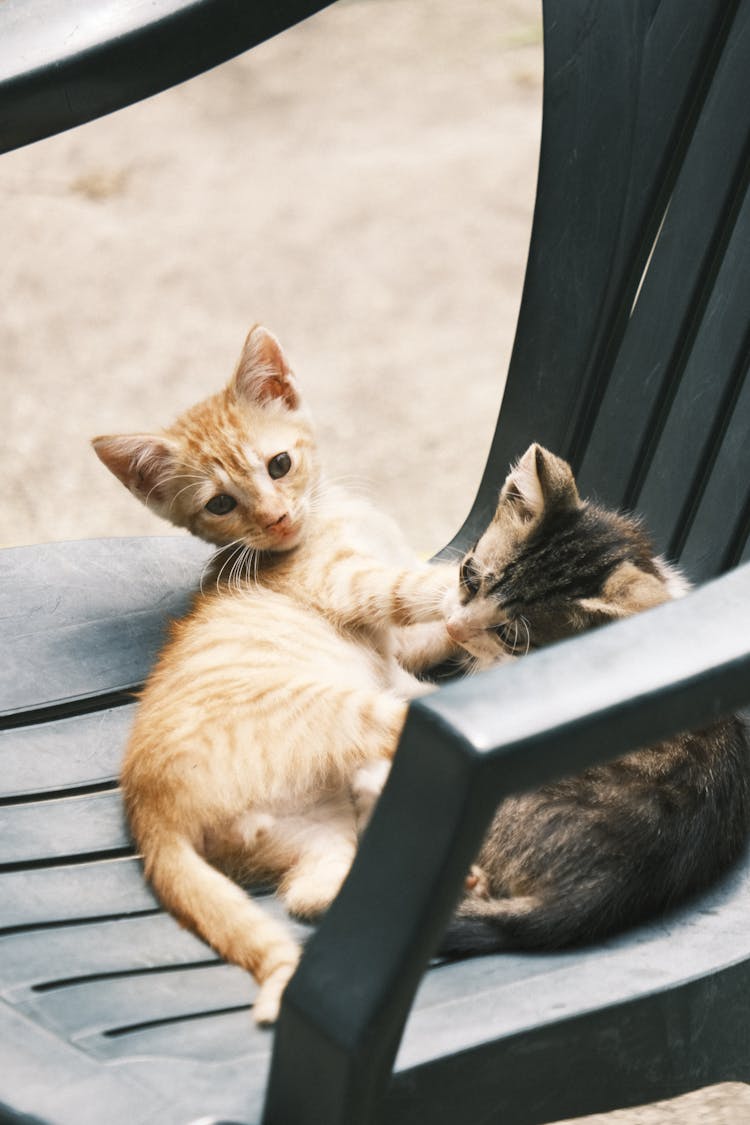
[501,443,579,520]
[231,325,300,410]
[583,561,671,618]
[92,434,178,507]
[576,596,623,621]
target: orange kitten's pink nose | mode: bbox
[264,512,300,544]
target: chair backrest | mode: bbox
[0,0,336,154]
[263,12,750,1125]
[452,0,750,586]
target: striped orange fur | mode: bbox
[94,327,456,1023]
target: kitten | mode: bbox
[93,326,455,1023]
[440,444,750,956]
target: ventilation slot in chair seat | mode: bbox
[31,959,222,994]
[0,779,121,808]
[16,962,254,1047]
[0,913,222,992]
[95,1006,258,1063]
[0,690,145,732]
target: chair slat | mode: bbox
[0,537,210,722]
[0,791,130,866]
[629,194,750,566]
[0,913,214,992]
[0,705,133,800]
[451,0,734,549]
[676,368,750,582]
[0,857,157,930]
[577,0,750,524]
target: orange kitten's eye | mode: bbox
[268,452,291,480]
[205,494,237,515]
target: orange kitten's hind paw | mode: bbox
[281,851,355,920]
[465,864,491,899]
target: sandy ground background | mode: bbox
[2,0,543,556]
[2,1,747,1119]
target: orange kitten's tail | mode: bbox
[143,832,300,1025]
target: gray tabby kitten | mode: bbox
[440,444,750,956]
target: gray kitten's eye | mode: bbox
[493,621,533,654]
[268,452,291,480]
[493,622,520,652]
[205,494,237,516]
[460,557,480,598]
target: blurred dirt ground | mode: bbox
[2,1,747,1119]
[2,0,543,555]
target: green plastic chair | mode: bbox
[2,2,750,1123]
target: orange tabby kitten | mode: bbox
[93,327,455,1023]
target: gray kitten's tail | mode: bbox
[440,915,510,957]
[439,891,609,958]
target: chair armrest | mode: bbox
[0,0,335,155]
[263,561,750,1125]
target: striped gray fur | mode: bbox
[440,445,750,957]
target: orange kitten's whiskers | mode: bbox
[321,474,376,500]
[229,545,258,593]
[167,480,206,513]
[218,544,246,589]
[201,537,246,594]
[144,472,204,508]
[208,536,269,594]
[226,546,243,593]
[303,482,328,516]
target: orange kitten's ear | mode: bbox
[92,434,178,506]
[231,326,300,410]
[500,444,579,520]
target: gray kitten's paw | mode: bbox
[465,864,491,899]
